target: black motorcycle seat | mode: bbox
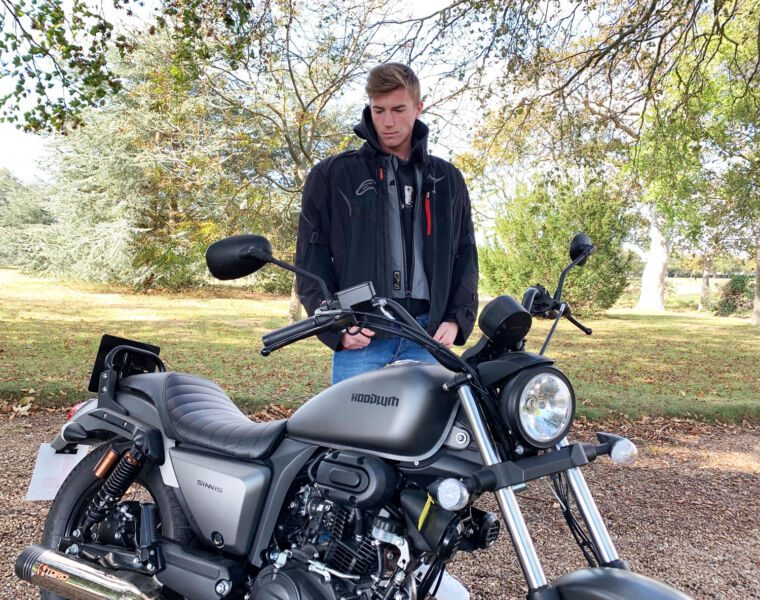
[120,372,286,461]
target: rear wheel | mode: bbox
[40,442,192,599]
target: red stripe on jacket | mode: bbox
[425,193,431,236]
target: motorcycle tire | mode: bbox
[39,442,193,600]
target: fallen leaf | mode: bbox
[12,403,32,417]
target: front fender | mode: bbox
[552,567,693,600]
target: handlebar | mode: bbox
[262,315,321,348]
[261,311,354,356]
[259,294,473,377]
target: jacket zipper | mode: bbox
[392,158,411,299]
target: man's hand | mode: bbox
[433,321,458,348]
[341,327,376,350]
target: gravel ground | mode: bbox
[2,412,758,600]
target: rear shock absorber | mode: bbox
[81,447,144,536]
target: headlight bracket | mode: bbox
[466,443,590,493]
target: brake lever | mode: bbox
[566,314,592,335]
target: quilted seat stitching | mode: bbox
[127,372,286,459]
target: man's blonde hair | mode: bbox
[365,63,421,105]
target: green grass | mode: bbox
[1,269,758,422]
[528,311,759,422]
[0,269,332,413]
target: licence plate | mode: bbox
[26,443,90,501]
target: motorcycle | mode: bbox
[16,232,693,600]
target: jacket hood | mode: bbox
[354,105,429,165]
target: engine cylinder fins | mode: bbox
[324,506,377,576]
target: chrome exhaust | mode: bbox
[16,545,158,600]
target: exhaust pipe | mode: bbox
[16,545,158,600]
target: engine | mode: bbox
[252,450,407,600]
[251,450,499,600]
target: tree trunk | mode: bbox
[698,253,714,312]
[288,273,302,324]
[752,233,760,326]
[637,211,671,311]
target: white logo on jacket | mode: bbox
[356,179,377,196]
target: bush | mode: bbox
[713,275,755,316]
[480,178,634,313]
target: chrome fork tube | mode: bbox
[457,385,547,591]
[558,438,620,564]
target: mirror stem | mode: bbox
[244,247,334,303]
[553,249,593,302]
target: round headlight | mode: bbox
[500,367,575,449]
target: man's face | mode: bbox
[369,86,423,159]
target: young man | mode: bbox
[295,63,478,385]
[295,63,476,600]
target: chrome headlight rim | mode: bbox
[499,366,576,450]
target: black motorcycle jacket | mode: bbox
[295,106,479,350]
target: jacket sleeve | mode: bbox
[443,171,479,345]
[295,164,343,351]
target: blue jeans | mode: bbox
[332,314,436,384]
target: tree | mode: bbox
[476,0,760,317]
[7,0,760,133]
[19,34,285,288]
[1,0,499,132]
[170,0,503,318]
[0,0,135,131]
[631,106,708,310]
[0,168,51,267]
[675,7,760,323]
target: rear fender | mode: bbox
[51,394,166,467]
[552,567,693,600]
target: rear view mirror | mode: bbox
[569,233,593,266]
[206,235,273,280]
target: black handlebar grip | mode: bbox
[262,316,318,348]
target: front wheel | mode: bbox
[39,442,192,600]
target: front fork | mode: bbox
[456,385,621,593]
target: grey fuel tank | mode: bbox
[287,362,458,461]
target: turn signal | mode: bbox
[435,479,470,511]
[610,438,638,465]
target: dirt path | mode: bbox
[2,413,758,600]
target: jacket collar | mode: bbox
[354,105,429,165]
